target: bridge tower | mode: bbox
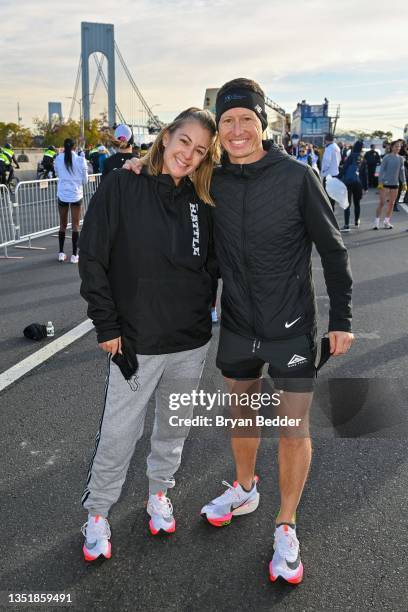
[81,22,116,126]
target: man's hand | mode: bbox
[328,331,354,356]
[98,336,122,355]
[123,157,143,174]
[378,183,384,189]
[402,183,407,191]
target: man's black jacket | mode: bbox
[79,168,215,354]
[210,142,352,341]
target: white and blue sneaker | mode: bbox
[147,491,176,535]
[269,523,303,584]
[81,514,112,562]
[200,477,259,527]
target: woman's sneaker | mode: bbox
[200,477,259,527]
[269,524,303,584]
[81,514,112,562]
[70,254,79,264]
[147,492,176,535]
[58,252,66,262]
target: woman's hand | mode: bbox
[98,337,122,355]
[122,157,143,175]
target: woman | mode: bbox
[54,138,88,263]
[102,124,137,178]
[340,140,368,231]
[394,141,408,210]
[374,140,407,230]
[79,108,219,561]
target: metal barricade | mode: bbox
[0,184,21,259]
[13,174,101,249]
[83,173,102,214]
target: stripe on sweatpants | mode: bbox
[81,354,112,506]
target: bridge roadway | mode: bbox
[0,189,407,611]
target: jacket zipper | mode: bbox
[240,174,258,348]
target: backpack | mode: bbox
[341,153,360,185]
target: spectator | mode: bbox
[321,133,341,209]
[102,125,138,178]
[54,138,88,263]
[364,145,381,188]
[340,140,368,231]
[97,145,109,174]
[395,142,408,210]
[374,140,407,230]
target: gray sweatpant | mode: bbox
[82,341,209,517]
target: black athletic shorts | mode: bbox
[58,198,83,207]
[216,326,317,393]
[383,185,398,190]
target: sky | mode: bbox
[1,0,408,137]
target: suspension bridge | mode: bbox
[67,22,165,143]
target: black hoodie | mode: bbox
[79,168,216,353]
[210,142,352,341]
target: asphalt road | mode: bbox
[0,189,407,611]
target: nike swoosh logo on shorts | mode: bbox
[285,317,301,329]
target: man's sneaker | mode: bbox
[147,491,176,535]
[341,225,350,232]
[70,254,79,263]
[81,514,112,562]
[200,477,259,527]
[355,220,361,228]
[383,221,393,229]
[211,307,219,324]
[269,524,303,585]
[58,252,66,262]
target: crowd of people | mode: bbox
[285,134,407,232]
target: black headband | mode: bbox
[215,88,268,131]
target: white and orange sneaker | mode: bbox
[147,492,176,535]
[200,477,259,527]
[269,523,303,584]
[81,514,112,562]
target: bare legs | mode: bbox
[225,376,313,521]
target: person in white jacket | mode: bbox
[321,133,341,210]
[54,138,88,263]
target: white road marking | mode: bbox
[399,203,408,215]
[0,319,93,393]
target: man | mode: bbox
[364,144,381,188]
[1,142,20,184]
[321,133,341,209]
[200,78,353,585]
[88,144,101,173]
[41,145,57,178]
[124,78,353,585]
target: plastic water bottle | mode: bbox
[46,321,54,337]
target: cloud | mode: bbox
[0,0,407,134]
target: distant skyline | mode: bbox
[1,0,407,137]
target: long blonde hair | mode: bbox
[141,108,220,206]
